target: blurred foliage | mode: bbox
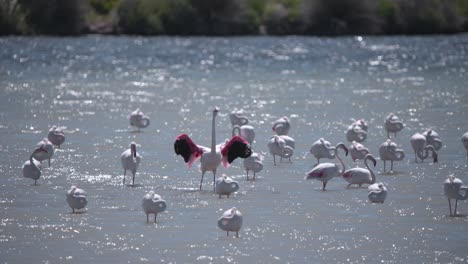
[0,0,467,35]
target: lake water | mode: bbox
[1,35,468,263]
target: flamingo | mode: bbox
[23,147,46,185]
[410,132,438,163]
[232,125,255,145]
[32,138,54,167]
[243,152,263,181]
[349,141,370,162]
[384,113,404,138]
[310,138,335,164]
[47,126,65,148]
[218,207,243,237]
[121,142,142,187]
[272,116,290,135]
[215,176,240,198]
[423,129,443,151]
[462,132,468,161]
[342,154,377,188]
[142,191,167,223]
[66,186,88,213]
[268,135,294,165]
[379,139,405,172]
[129,108,150,131]
[305,143,348,191]
[174,107,252,191]
[368,183,387,203]
[444,176,468,216]
[346,121,367,143]
[229,111,249,127]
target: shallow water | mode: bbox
[1,35,468,263]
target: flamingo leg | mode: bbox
[391,160,394,172]
[236,231,239,238]
[48,159,51,167]
[200,171,205,190]
[123,170,126,184]
[448,198,452,216]
[246,170,249,181]
[273,155,276,166]
[455,199,458,216]
[383,161,386,172]
[132,171,135,187]
[154,213,157,223]
[227,231,229,236]
[34,179,37,186]
[347,183,352,189]
[414,152,418,163]
[253,172,256,181]
[317,158,320,164]
[146,213,149,223]
[73,208,75,214]
[289,157,291,163]
[212,169,217,192]
[322,181,327,191]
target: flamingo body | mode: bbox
[129,109,150,131]
[232,125,255,145]
[142,191,167,223]
[121,142,141,186]
[368,183,387,203]
[268,135,294,165]
[349,141,369,162]
[243,152,263,181]
[305,143,348,190]
[32,138,54,167]
[444,176,468,216]
[66,186,88,213]
[343,154,377,187]
[218,207,243,237]
[410,132,438,163]
[215,176,240,198]
[310,138,335,164]
[423,129,443,151]
[379,139,405,172]
[346,121,367,143]
[462,132,468,160]
[47,126,65,148]
[384,113,404,138]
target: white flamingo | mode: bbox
[384,113,404,138]
[23,147,46,185]
[217,207,243,237]
[229,111,249,127]
[232,125,255,145]
[349,141,370,162]
[346,122,367,143]
[121,142,142,187]
[142,191,167,223]
[310,138,335,164]
[444,176,468,216]
[268,135,294,165]
[129,108,150,131]
[272,116,290,135]
[462,132,468,161]
[379,139,405,172]
[32,138,54,167]
[305,143,348,191]
[66,186,88,213]
[342,154,377,188]
[48,126,65,148]
[215,176,240,198]
[174,108,252,190]
[368,183,387,203]
[351,119,368,132]
[423,129,443,151]
[410,132,438,163]
[243,152,263,181]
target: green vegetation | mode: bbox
[0,0,467,35]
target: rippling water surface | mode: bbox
[1,35,468,263]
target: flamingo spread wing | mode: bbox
[174,134,204,168]
[221,136,252,167]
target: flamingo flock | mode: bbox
[18,106,468,240]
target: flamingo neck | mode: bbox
[336,148,345,174]
[211,113,216,154]
[232,126,240,138]
[365,157,376,184]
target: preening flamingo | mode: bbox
[232,125,255,145]
[349,141,369,162]
[215,176,240,198]
[174,107,251,190]
[66,186,88,213]
[305,143,348,191]
[384,113,404,138]
[23,147,46,185]
[346,120,367,142]
[368,183,387,203]
[310,138,335,164]
[32,138,54,167]
[267,135,294,165]
[379,139,405,172]
[48,126,65,148]
[142,191,167,223]
[342,154,377,188]
[218,207,243,237]
[129,108,150,131]
[462,132,468,161]
[121,142,142,187]
[272,116,290,135]
[444,176,468,216]
[423,129,443,151]
[410,132,438,163]
[243,152,263,181]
